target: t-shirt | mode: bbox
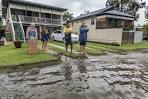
[28,31,36,38]
[63,27,73,34]
[79,26,89,42]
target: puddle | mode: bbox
[0,52,148,99]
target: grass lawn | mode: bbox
[48,42,81,58]
[48,40,105,55]
[88,41,148,52]
[0,44,58,66]
[48,40,148,56]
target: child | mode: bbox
[41,27,49,51]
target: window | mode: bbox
[108,18,122,28]
[27,11,32,16]
[32,12,39,17]
[11,9,26,16]
[91,17,95,25]
[52,14,61,19]
[96,18,106,29]
[54,31,62,34]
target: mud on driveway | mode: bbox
[0,51,148,99]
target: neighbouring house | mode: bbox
[133,26,143,43]
[71,7,136,45]
[2,0,67,42]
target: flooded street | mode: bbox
[0,51,148,99]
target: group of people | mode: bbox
[26,24,50,51]
[26,21,89,55]
[64,21,89,55]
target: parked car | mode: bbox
[51,30,79,43]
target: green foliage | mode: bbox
[63,11,74,21]
[145,7,148,19]
[106,0,146,16]
[143,23,148,39]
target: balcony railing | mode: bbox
[11,15,62,25]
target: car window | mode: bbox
[54,31,62,34]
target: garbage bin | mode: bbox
[27,39,38,55]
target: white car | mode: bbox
[51,30,79,43]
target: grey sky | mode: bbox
[28,0,147,25]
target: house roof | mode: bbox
[71,6,114,20]
[7,0,68,11]
[71,7,135,21]
[104,10,135,18]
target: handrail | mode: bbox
[11,15,62,25]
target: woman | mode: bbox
[41,26,49,51]
[26,23,38,54]
[79,22,89,55]
[63,21,73,54]
[26,23,37,39]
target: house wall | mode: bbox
[72,17,123,45]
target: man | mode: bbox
[79,22,89,55]
[63,21,73,54]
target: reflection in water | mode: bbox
[76,57,90,92]
[63,56,73,80]
[78,58,87,74]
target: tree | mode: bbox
[63,11,74,21]
[143,23,148,40]
[145,7,148,19]
[106,0,146,16]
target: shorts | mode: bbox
[41,35,49,42]
[80,41,86,45]
[65,38,72,45]
[65,34,72,45]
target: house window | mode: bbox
[32,12,39,17]
[108,18,122,28]
[27,11,32,16]
[96,18,106,29]
[91,17,95,25]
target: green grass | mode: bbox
[0,44,58,66]
[48,40,105,55]
[48,42,81,59]
[88,41,148,52]
[48,40,148,56]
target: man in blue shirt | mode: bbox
[79,22,89,55]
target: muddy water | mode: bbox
[0,51,148,99]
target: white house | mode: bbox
[2,0,67,42]
[71,7,136,45]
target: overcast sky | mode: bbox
[27,0,147,25]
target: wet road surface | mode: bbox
[0,51,148,99]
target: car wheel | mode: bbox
[52,36,55,41]
[63,38,65,43]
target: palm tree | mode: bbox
[63,11,74,21]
